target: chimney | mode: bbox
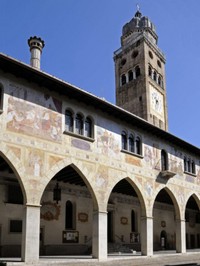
[28,36,45,69]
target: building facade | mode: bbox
[0,9,200,264]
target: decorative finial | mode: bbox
[136,3,140,11]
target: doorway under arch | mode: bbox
[0,155,24,259]
[153,188,177,252]
[40,164,96,256]
[185,195,200,250]
[107,178,144,254]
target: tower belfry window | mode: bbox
[148,66,152,77]
[128,70,133,82]
[135,66,140,78]
[153,71,157,81]
[121,74,127,85]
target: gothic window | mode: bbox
[184,157,187,172]
[184,156,196,174]
[75,113,83,135]
[161,150,168,171]
[121,131,127,150]
[128,70,133,82]
[135,66,140,78]
[121,74,127,86]
[129,134,135,153]
[131,210,136,232]
[65,201,74,229]
[65,110,73,132]
[85,117,92,138]
[135,136,141,155]
[191,160,196,174]
[187,158,191,173]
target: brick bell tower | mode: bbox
[114,8,168,131]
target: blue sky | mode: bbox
[1,0,200,147]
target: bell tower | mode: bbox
[114,8,168,130]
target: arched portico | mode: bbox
[0,150,27,261]
[152,186,182,254]
[184,193,200,250]
[39,159,107,260]
[106,176,150,256]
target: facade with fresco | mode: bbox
[0,9,200,264]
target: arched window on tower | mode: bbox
[65,110,73,132]
[128,70,133,82]
[75,113,83,135]
[129,134,135,153]
[135,66,141,78]
[121,74,127,86]
[153,71,157,82]
[65,201,74,229]
[135,136,141,155]
[148,65,152,77]
[121,131,127,150]
[158,75,161,86]
[85,117,92,138]
[161,150,168,171]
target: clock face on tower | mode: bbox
[149,84,164,116]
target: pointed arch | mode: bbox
[184,193,200,212]
[0,149,27,203]
[41,158,99,211]
[152,186,181,220]
[107,176,147,217]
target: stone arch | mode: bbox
[106,176,147,217]
[151,186,181,220]
[184,193,200,212]
[40,157,99,211]
[0,148,27,203]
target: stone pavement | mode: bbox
[3,251,200,266]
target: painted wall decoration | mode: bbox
[97,127,120,157]
[71,138,91,151]
[6,85,62,142]
[78,212,88,222]
[41,201,61,221]
[25,149,44,177]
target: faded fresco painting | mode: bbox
[25,149,44,177]
[6,85,62,142]
[97,127,120,157]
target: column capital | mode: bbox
[141,215,153,220]
[26,203,41,208]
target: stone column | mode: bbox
[21,204,41,262]
[176,218,186,253]
[92,210,107,260]
[140,216,153,256]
